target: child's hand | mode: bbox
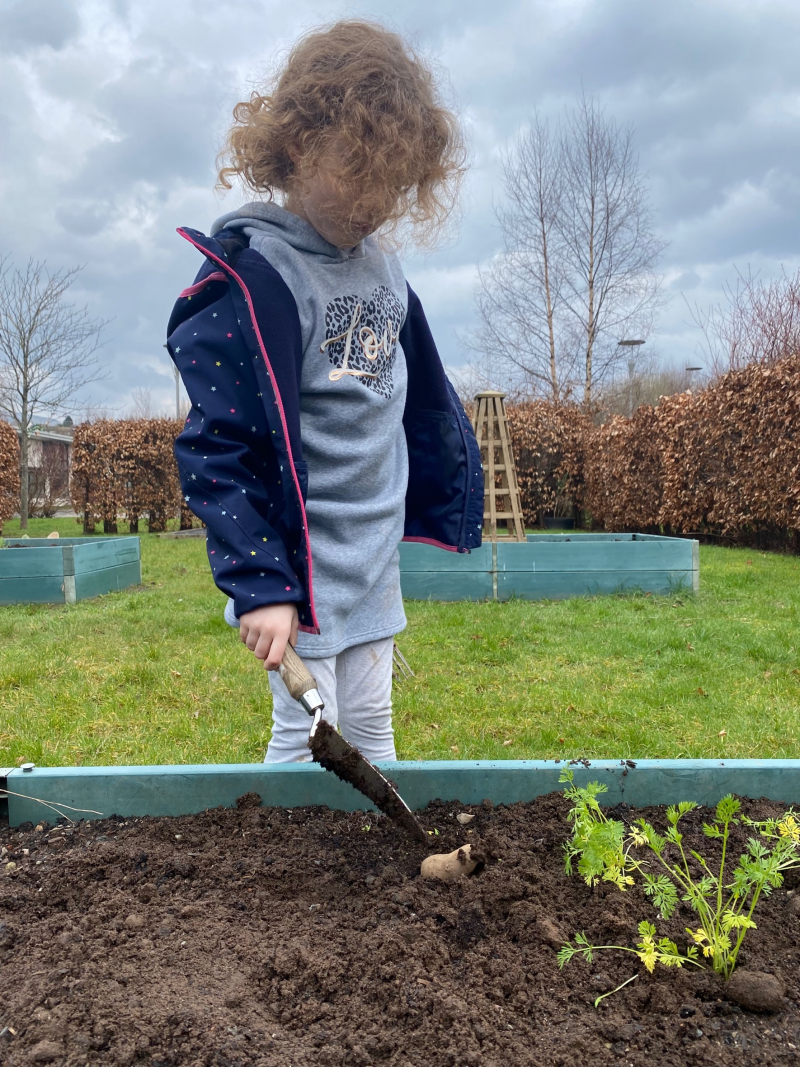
[238,603,299,671]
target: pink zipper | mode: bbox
[177,228,319,634]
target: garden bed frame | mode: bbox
[0,536,141,605]
[4,759,799,827]
[399,533,699,601]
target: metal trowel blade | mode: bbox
[309,719,428,846]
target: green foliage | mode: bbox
[558,920,699,976]
[556,930,595,968]
[641,873,678,918]
[561,778,800,981]
[743,808,800,845]
[634,920,699,973]
[560,769,634,890]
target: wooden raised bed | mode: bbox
[399,532,699,601]
[0,536,141,605]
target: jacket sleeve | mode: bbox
[401,285,484,552]
[167,271,308,620]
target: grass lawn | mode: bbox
[1,516,799,767]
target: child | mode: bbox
[167,20,483,764]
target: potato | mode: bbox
[420,844,478,882]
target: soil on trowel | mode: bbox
[2,791,800,1066]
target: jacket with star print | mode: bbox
[166,226,484,633]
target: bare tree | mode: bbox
[445,359,499,409]
[559,96,667,406]
[688,266,800,378]
[0,257,107,528]
[128,386,158,420]
[471,114,571,400]
[75,400,116,423]
[595,350,703,418]
[471,96,667,407]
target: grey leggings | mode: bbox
[265,637,397,763]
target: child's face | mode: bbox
[286,144,394,249]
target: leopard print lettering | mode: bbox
[320,285,404,399]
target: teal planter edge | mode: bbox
[399,535,700,601]
[0,536,141,605]
[4,759,800,826]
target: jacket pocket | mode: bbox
[404,409,466,542]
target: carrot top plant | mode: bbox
[561,773,634,891]
[558,769,800,981]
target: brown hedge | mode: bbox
[505,401,589,525]
[0,420,20,533]
[504,355,800,547]
[583,357,800,543]
[581,404,665,533]
[70,418,199,534]
[68,357,800,548]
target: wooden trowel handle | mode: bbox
[279,643,319,705]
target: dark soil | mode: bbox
[309,723,427,845]
[3,542,61,548]
[2,792,800,1067]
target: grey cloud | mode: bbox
[3,0,800,406]
[438,0,800,365]
[0,0,81,53]
[55,200,113,237]
[72,62,222,193]
[672,269,702,290]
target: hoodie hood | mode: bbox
[210,200,366,263]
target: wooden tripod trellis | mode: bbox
[472,391,526,542]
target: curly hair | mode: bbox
[217,20,466,246]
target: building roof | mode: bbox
[16,426,74,444]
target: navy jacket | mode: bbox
[166,227,483,634]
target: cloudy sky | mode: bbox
[2,0,799,417]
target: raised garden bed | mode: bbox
[2,788,799,1066]
[4,758,800,826]
[0,537,141,605]
[399,533,699,601]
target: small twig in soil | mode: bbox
[0,788,105,822]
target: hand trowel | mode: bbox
[278,644,428,846]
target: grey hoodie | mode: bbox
[213,202,409,658]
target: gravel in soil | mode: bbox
[2,791,800,1066]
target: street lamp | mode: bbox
[685,366,702,391]
[618,339,646,416]
[163,343,181,419]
